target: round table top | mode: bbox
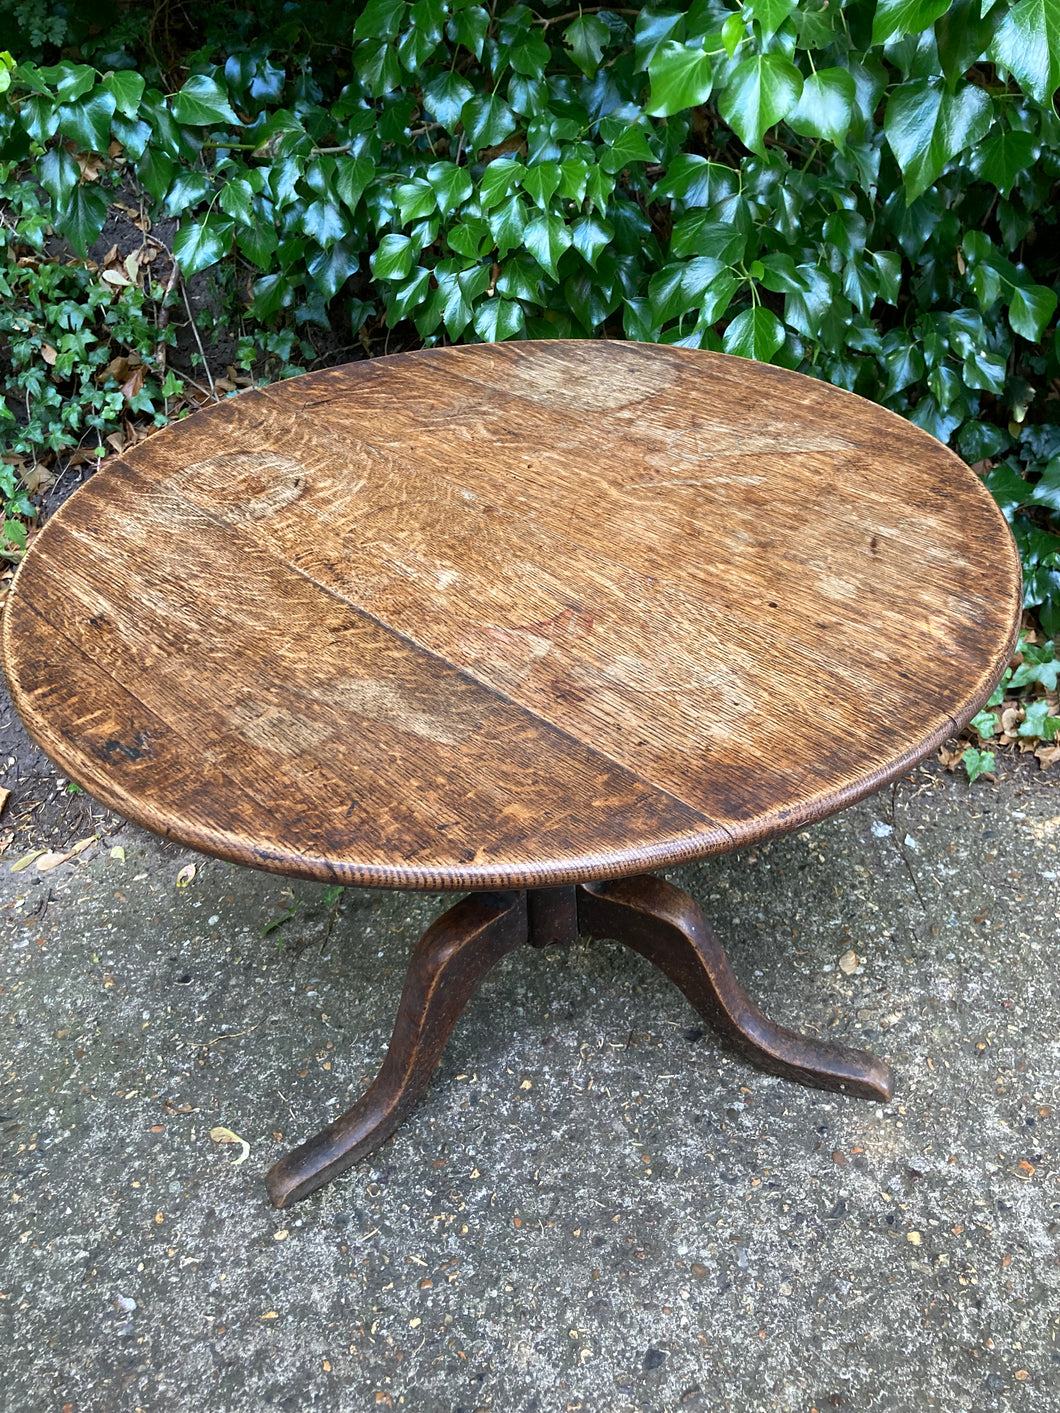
[2,341,1020,890]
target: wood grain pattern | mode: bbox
[1,343,1021,889]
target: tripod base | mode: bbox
[265,876,893,1208]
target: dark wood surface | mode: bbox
[266,875,894,1209]
[1,342,1021,889]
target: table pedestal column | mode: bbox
[265,876,893,1208]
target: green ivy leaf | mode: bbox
[650,257,731,323]
[670,213,746,264]
[480,158,525,210]
[969,708,998,739]
[1030,460,1060,516]
[54,181,108,257]
[173,214,234,276]
[449,4,490,58]
[523,211,572,279]
[307,239,360,298]
[46,62,96,102]
[936,0,1002,80]
[40,146,80,207]
[1008,284,1059,340]
[646,41,714,117]
[600,123,656,173]
[971,127,1038,194]
[564,15,610,77]
[111,114,151,159]
[371,232,416,279]
[984,461,1031,518]
[219,177,255,224]
[136,146,175,202]
[633,9,685,68]
[474,297,526,341]
[871,0,951,46]
[722,306,786,360]
[302,199,349,246]
[570,214,614,269]
[718,55,803,156]
[1018,698,1060,739]
[423,71,474,132]
[586,165,615,215]
[961,746,995,782]
[522,161,561,210]
[172,73,240,126]
[746,0,798,40]
[508,31,550,77]
[163,170,212,218]
[786,67,855,147]
[488,194,528,257]
[388,266,431,320]
[448,217,492,258]
[461,94,518,151]
[871,250,903,304]
[103,70,146,118]
[236,219,279,270]
[355,0,406,41]
[988,0,1060,109]
[962,346,1008,394]
[427,160,473,216]
[884,79,993,201]
[334,156,376,213]
[756,251,811,294]
[395,177,437,222]
[57,90,116,152]
[495,255,541,303]
[250,272,293,321]
[18,93,59,143]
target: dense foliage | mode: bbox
[0,2,1058,713]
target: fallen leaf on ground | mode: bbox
[35,834,100,872]
[35,851,69,872]
[210,1125,250,1165]
[110,846,126,861]
[11,849,47,873]
[937,744,965,770]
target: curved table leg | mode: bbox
[577,875,894,1103]
[265,889,528,1209]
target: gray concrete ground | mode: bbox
[2,758,1059,1413]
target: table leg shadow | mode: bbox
[265,874,894,1208]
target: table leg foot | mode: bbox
[265,889,528,1209]
[576,875,894,1103]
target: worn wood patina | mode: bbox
[1,342,1022,1206]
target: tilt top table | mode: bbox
[1,341,1021,1207]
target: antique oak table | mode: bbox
[1,342,1021,1208]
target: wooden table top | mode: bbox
[2,342,1021,889]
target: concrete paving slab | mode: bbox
[2,760,1059,1412]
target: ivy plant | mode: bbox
[1,1,1059,636]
